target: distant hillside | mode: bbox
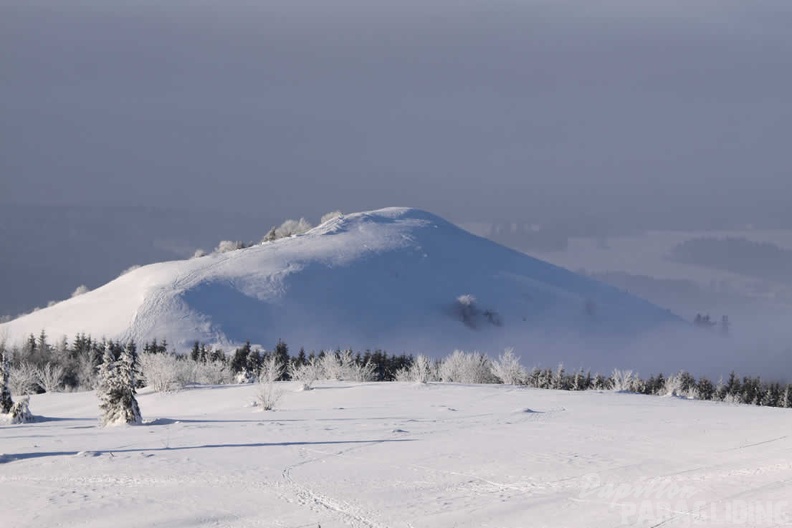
[669,237,792,283]
[1,208,683,365]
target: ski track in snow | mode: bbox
[279,442,391,528]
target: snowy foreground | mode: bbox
[2,383,791,528]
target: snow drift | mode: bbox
[0,208,683,363]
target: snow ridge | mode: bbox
[0,207,682,359]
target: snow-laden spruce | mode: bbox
[1,348,14,414]
[97,344,142,426]
[1,346,34,424]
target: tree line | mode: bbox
[3,333,792,426]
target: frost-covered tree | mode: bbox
[139,352,184,392]
[97,344,142,426]
[395,354,436,384]
[261,218,313,243]
[490,348,526,385]
[214,240,247,253]
[256,354,285,410]
[1,348,13,414]
[289,357,321,391]
[439,351,495,384]
[8,362,38,396]
[262,226,278,242]
[35,363,65,393]
[320,210,343,224]
[610,369,642,393]
[319,350,374,382]
[275,218,313,239]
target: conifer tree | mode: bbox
[97,343,142,426]
[1,349,13,414]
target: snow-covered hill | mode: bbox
[0,208,682,362]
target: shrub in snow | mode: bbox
[319,350,375,382]
[71,285,90,297]
[319,352,344,381]
[261,227,278,242]
[214,240,247,253]
[35,363,65,393]
[610,369,642,393]
[439,350,496,384]
[191,359,234,385]
[139,353,185,392]
[192,249,207,259]
[395,354,436,384]
[320,210,343,224]
[76,353,99,390]
[10,396,33,424]
[277,218,313,238]
[289,358,321,391]
[262,218,314,243]
[490,348,526,385]
[663,371,698,398]
[97,345,142,426]
[8,362,38,396]
[256,355,285,410]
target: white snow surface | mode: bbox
[2,382,791,527]
[1,208,681,361]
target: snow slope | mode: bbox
[2,382,791,527]
[1,208,682,363]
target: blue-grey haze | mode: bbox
[2,0,791,318]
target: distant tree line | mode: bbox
[2,333,792,419]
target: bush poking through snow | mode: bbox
[490,348,526,385]
[35,363,65,393]
[663,371,699,399]
[395,354,436,384]
[76,353,99,390]
[277,218,313,238]
[320,350,375,382]
[262,218,314,243]
[8,362,38,396]
[439,351,496,384]
[190,359,234,385]
[97,344,142,426]
[214,240,248,254]
[320,210,343,224]
[139,353,185,392]
[256,355,285,410]
[289,358,321,391]
[610,369,642,393]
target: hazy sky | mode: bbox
[2,0,791,226]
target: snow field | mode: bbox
[2,382,791,527]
